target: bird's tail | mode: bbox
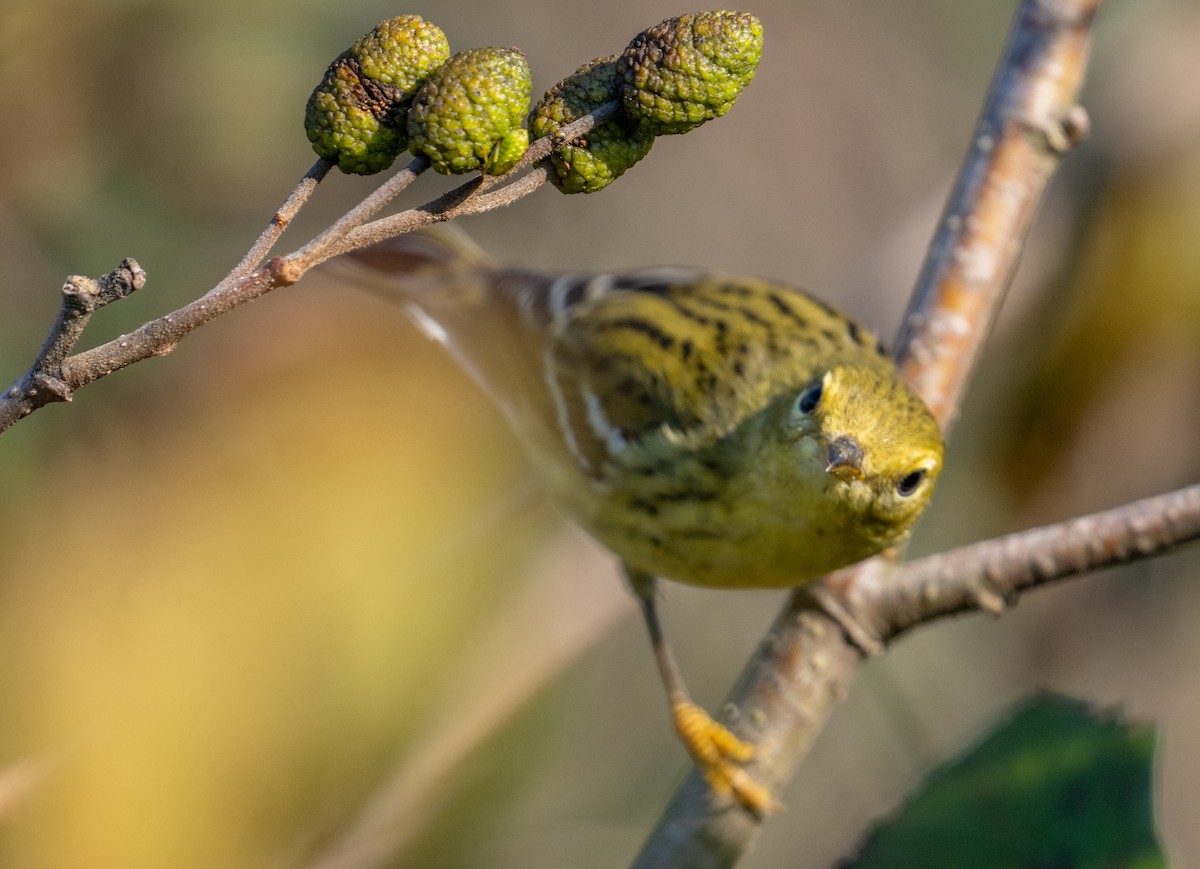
[336,225,540,412]
[341,223,496,317]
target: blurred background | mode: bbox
[1,1,1198,866]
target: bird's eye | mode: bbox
[796,380,823,414]
[896,469,926,497]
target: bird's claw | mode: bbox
[671,701,781,815]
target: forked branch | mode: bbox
[0,108,613,437]
[631,1,1116,866]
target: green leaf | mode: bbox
[845,693,1166,869]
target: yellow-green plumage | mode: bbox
[348,229,943,590]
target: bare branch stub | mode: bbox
[0,259,147,429]
[42,258,146,368]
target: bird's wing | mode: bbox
[541,269,882,475]
[342,232,885,479]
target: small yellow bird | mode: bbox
[346,227,944,812]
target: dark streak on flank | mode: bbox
[687,293,738,314]
[623,527,668,549]
[598,317,676,351]
[804,292,843,321]
[735,305,772,329]
[626,484,721,523]
[619,275,680,296]
[649,488,719,504]
[712,318,728,346]
[638,455,687,478]
[698,455,734,480]
[671,527,725,541]
[716,281,754,298]
[766,291,811,331]
[663,296,718,329]
[628,497,660,516]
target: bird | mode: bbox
[342,226,944,813]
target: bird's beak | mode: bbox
[826,435,864,482]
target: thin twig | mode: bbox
[307,105,616,265]
[332,167,551,257]
[220,158,333,285]
[283,155,430,273]
[291,103,612,267]
[632,2,1103,866]
[294,173,485,271]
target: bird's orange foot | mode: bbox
[671,701,781,815]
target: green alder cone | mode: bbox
[305,65,404,175]
[484,128,530,176]
[304,15,450,175]
[353,15,451,92]
[407,48,533,175]
[618,11,763,136]
[530,56,655,194]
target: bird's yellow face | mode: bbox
[589,360,945,589]
[777,364,944,551]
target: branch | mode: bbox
[859,484,1200,639]
[0,105,616,437]
[633,1,1104,865]
[893,10,1094,431]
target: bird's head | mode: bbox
[784,364,944,548]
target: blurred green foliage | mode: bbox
[846,694,1165,869]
